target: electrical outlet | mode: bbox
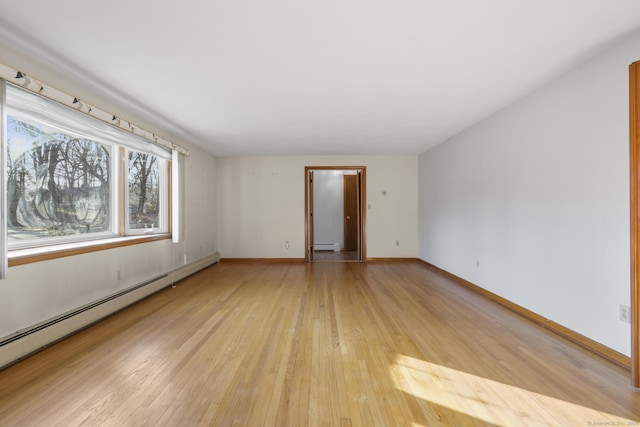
[476,260,480,268]
[116,269,121,281]
[285,241,290,249]
[396,240,400,247]
[620,305,631,323]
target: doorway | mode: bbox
[305,166,366,262]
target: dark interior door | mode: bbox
[344,174,358,251]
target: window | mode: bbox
[126,150,167,234]
[7,114,113,245]
[4,82,171,251]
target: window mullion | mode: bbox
[119,146,126,236]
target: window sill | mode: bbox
[8,234,172,267]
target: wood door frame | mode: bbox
[305,166,366,262]
[630,60,640,387]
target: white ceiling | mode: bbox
[1,1,640,157]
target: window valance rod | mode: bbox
[0,62,189,156]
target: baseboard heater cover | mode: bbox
[315,243,340,251]
[0,252,221,369]
[0,274,167,349]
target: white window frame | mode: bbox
[3,81,172,254]
[124,148,169,236]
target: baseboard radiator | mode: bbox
[0,252,221,369]
[314,242,340,251]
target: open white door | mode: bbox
[307,169,314,262]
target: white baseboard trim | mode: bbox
[0,252,221,370]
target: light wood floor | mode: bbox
[0,262,639,426]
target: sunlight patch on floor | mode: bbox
[390,354,634,426]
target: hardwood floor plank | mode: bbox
[0,261,639,426]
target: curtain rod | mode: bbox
[0,62,189,156]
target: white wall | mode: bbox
[217,156,418,259]
[313,170,345,249]
[418,30,640,356]
[0,45,219,340]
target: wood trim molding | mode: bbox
[220,258,306,263]
[8,234,172,267]
[630,60,640,386]
[304,166,365,170]
[418,259,632,370]
[360,169,367,262]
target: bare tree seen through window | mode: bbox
[6,115,111,241]
[128,152,159,230]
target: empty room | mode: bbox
[1,1,640,425]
